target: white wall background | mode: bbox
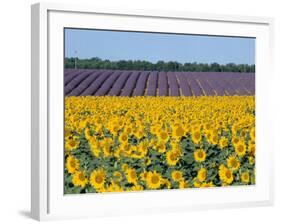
[0,0,280,223]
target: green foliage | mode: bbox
[65,57,255,73]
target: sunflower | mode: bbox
[66,155,80,174]
[72,171,88,188]
[248,142,256,156]
[194,149,206,162]
[166,150,180,166]
[140,171,148,182]
[172,126,185,139]
[197,167,207,182]
[219,136,228,149]
[84,127,92,140]
[162,178,172,189]
[241,171,250,184]
[179,180,189,189]
[121,163,129,172]
[89,139,101,157]
[209,133,218,145]
[248,156,255,165]
[129,184,144,192]
[231,136,240,146]
[101,139,112,157]
[218,165,233,185]
[191,130,202,144]
[235,141,246,157]
[106,182,123,192]
[201,181,214,188]
[125,168,138,184]
[231,123,239,134]
[193,178,201,188]
[171,170,183,182]
[250,127,255,141]
[90,169,106,190]
[158,130,169,142]
[156,141,166,153]
[65,138,80,151]
[227,155,240,171]
[146,171,162,189]
[113,171,123,183]
[119,132,128,145]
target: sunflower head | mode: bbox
[218,165,233,185]
[66,155,80,174]
[171,170,183,182]
[90,169,106,190]
[166,150,180,166]
[179,180,189,189]
[146,171,162,189]
[241,171,250,184]
[158,130,169,142]
[119,132,129,144]
[172,126,185,139]
[219,136,228,149]
[227,155,240,171]
[197,167,207,182]
[192,130,202,144]
[194,149,206,162]
[72,171,88,188]
[65,138,80,151]
[235,141,246,157]
[125,168,138,184]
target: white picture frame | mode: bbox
[31,2,274,221]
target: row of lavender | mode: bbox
[64,69,255,97]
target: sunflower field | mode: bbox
[64,96,255,194]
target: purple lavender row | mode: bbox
[64,70,85,85]
[108,71,132,96]
[176,72,192,96]
[65,69,77,76]
[188,77,203,96]
[95,71,122,96]
[207,76,226,95]
[158,72,168,96]
[146,71,158,96]
[65,70,93,95]
[81,70,113,96]
[197,78,216,96]
[228,76,249,95]
[133,71,149,96]
[167,72,179,96]
[120,71,140,96]
[68,70,102,96]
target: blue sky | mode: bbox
[64,28,255,65]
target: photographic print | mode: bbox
[64,29,255,194]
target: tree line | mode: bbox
[65,57,255,73]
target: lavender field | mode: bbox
[64,69,255,97]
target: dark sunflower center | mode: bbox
[70,160,76,167]
[237,145,244,152]
[95,175,103,184]
[225,170,231,179]
[70,141,76,147]
[198,151,203,158]
[79,173,85,181]
[170,153,177,161]
[176,127,184,136]
[151,175,159,184]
